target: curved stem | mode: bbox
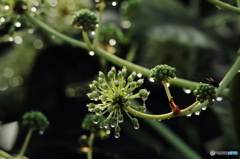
[87,132,95,159]
[123,101,199,120]
[207,0,240,15]
[162,81,172,101]
[24,11,230,96]
[17,128,34,159]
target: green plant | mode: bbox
[0,0,240,159]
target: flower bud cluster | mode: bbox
[22,111,49,132]
[86,67,150,138]
[150,64,176,83]
[193,83,216,105]
[72,9,98,32]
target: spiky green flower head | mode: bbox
[81,114,110,139]
[150,64,176,83]
[22,111,49,132]
[86,67,150,138]
[193,83,216,105]
[72,9,98,32]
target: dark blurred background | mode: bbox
[0,0,240,158]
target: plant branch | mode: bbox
[87,132,95,159]
[17,128,34,159]
[0,150,15,159]
[93,2,105,46]
[123,101,199,120]
[24,11,229,96]
[142,119,203,159]
[207,0,240,15]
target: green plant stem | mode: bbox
[24,11,229,95]
[17,128,34,159]
[207,0,240,15]
[0,150,15,159]
[123,101,199,120]
[82,31,93,50]
[162,81,172,101]
[142,119,203,159]
[93,2,105,46]
[87,132,95,159]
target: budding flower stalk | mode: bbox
[86,67,150,138]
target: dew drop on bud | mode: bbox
[201,107,207,111]
[133,123,140,130]
[114,132,120,138]
[195,111,201,116]
[186,114,192,117]
[110,123,116,128]
[89,51,94,56]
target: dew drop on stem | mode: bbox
[133,123,140,130]
[202,107,207,111]
[114,132,120,138]
[186,114,192,117]
[106,130,111,135]
[195,110,201,115]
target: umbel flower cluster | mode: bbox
[193,83,216,105]
[150,64,176,83]
[86,67,150,138]
[72,9,98,32]
[22,111,49,132]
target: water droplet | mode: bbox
[91,31,95,35]
[195,110,201,116]
[95,111,102,116]
[103,120,109,128]
[158,119,162,121]
[14,36,23,44]
[39,131,44,135]
[112,1,117,6]
[166,83,170,87]
[133,123,140,130]
[4,5,9,10]
[183,88,191,94]
[120,20,131,29]
[0,17,5,22]
[137,73,142,78]
[89,51,94,56]
[106,130,111,134]
[109,39,116,46]
[92,118,98,124]
[148,78,154,82]
[114,132,120,138]
[216,97,222,101]
[31,7,37,12]
[238,70,240,73]
[110,122,116,128]
[202,107,207,111]
[118,115,124,123]
[8,37,13,42]
[186,114,192,117]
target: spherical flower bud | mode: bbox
[193,83,216,105]
[150,64,176,83]
[108,71,115,80]
[22,111,49,132]
[72,9,98,32]
[89,84,97,91]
